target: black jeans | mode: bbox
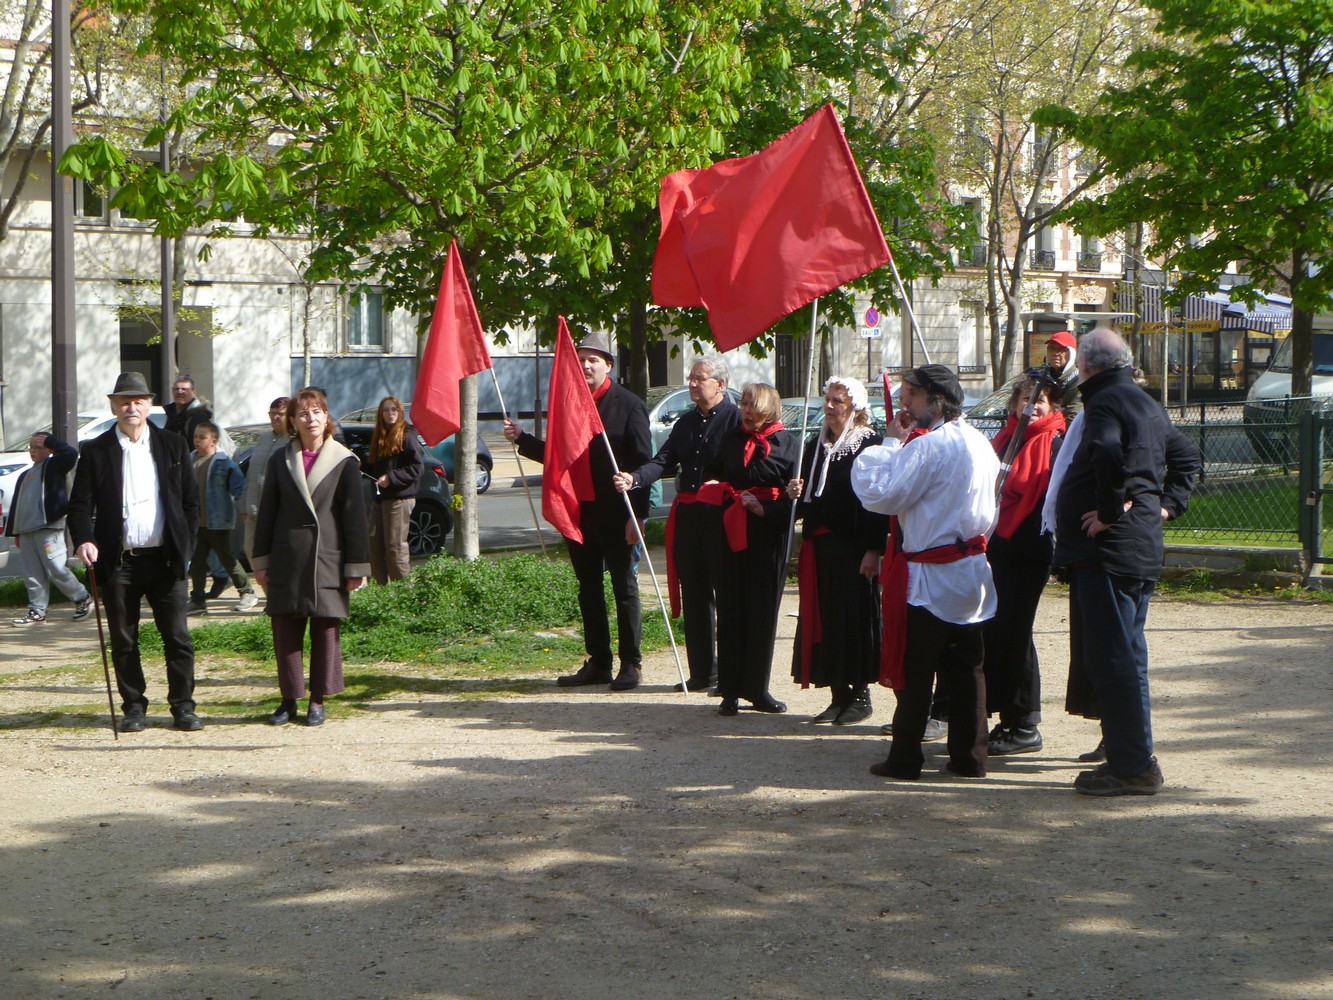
[189,527,251,600]
[103,549,196,716]
[673,503,726,685]
[565,518,641,670]
[886,605,988,778]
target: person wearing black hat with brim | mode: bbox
[850,363,1000,780]
[503,331,653,690]
[68,371,203,733]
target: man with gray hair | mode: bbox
[613,355,740,692]
[1053,327,1199,796]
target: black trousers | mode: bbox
[189,527,250,600]
[565,517,640,670]
[674,503,726,686]
[102,549,196,715]
[982,539,1049,726]
[886,604,988,778]
[715,521,786,703]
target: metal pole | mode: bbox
[51,0,77,442]
[884,250,932,365]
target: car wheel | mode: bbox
[409,501,452,556]
[475,456,493,494]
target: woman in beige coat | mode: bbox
[252,388,370,726]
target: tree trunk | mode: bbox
[452,374,480,560]
[625,298,649,398]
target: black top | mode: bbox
[365,429,425,501]
[704,426,799,528]
[1053,366,1200,578]
[516,380,653,523]
[631,397,741,494]
[795,430,889,554]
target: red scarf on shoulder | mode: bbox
[991,410,1066,540]
[742,422,785,465]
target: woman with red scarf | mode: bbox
[704,383,798,716]
[984,377,1067,755]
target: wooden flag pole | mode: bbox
[598,430,689,694]
[489,368,549,558]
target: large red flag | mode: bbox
[651,154,754,307]
[652,104,891,352]
[412,240,493,446]
[541,318,605,543]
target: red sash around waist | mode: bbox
[694,481,783,554]
[880,533,988,691]
[795,525,833,687]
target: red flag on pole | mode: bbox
[541,317,605,544]
[411,240,493,446]
[652,104,891,352]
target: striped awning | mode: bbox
[1119,284,1291,335]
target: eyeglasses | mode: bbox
[687,375,716,385]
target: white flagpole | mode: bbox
[786,298,823,557]
[489,368,549,558]
[885,250,932,365]
[598,430,689,694]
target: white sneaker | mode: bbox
[235,592,260,613]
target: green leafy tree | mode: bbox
[1044,0,1333,395]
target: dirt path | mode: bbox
[1,590,1330,999]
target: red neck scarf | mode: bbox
[590,377,612,402]
[992,410,1066,539]
[742,421,785,466]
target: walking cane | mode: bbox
[87,572,119,741]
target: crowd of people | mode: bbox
[15,324,1201,796]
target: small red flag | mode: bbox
[882,371,894,418]
[541,318,606,543]
[652,104,891,352]
[412,240,493,446]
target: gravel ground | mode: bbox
[1,587,1330,999]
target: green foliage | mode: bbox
[1044,0,1333,393]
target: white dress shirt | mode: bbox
[851,416,1000,625]
[117,425,164,548]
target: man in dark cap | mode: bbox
[68,372,203,733]
[851,363,1000,780]
[503,331,653,690]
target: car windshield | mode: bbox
[1267,332,1333,375]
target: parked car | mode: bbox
[229,422,455,558]
[1242,319,1333,464]
[339,405,494,494]
[0,409,168,523]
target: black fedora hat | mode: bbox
[107,371,156,399]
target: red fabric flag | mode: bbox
[541,317,605,544]
[882,371,894,418]
[411,240,493,446]
[652,104,891,352]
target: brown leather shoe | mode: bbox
[556,660,613,687]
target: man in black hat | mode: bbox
[503,332,652,690]
[68,372,203,733]
[851,363,1000,780]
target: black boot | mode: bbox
[269,699,298,726]
[833,688,872,726]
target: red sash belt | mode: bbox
[795,526,832,687]
[695,481,783,553]
[664,491,703,618]
[880,533,988,691]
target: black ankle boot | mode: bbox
[269,699,298,726]
[834,688,872,726]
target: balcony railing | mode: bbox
[1077,251,1103,272]
[958,244,987,267]
[1029,249,1056,270]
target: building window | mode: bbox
[958,300,983,370]
[348,289,386,350]
[75,181,107,221]
[1078,235,1102,272]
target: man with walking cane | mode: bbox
[68,372,203,733]
[504,331,653,691]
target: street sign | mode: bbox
[861,326,882,339]
[864,306,880,328]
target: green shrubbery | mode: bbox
[138,551,682,664]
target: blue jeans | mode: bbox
[1069,566,1156,776]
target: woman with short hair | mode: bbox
[252,388,370,726]
[365,396,424,584]
[704,383,798,716]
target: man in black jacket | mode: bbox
[612,354,740,693]
[504,332,652,690]
[68,372,203,733]
[1054,329,1199,795]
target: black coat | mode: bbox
[67,423,199,585]
[1053,367,1200,578]
[631,398,741,494]
[5,433,78,536]
[516,380,652,524]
